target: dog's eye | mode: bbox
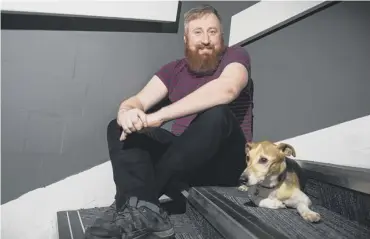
[259,157,268,164]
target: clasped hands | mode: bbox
[117,108,164,141]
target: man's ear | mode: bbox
[277,143,296,157]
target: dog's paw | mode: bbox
[259,198,286,209]
[238,185,249,192]
[302,211,321,222]
[273,200,287,209]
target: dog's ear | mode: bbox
[277,143,296,157]
[245,142,255,154]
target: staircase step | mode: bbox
[57,185,370,239]
[303,176,370,227]
[188,186,370,239]
[57,198,223,239]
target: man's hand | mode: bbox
[146,111,165,128]
[117,108,148,141]
[115,75,169,140]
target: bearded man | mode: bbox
[85,4,254,239]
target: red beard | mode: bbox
[185,38,225,74]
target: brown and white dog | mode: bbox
[238,141,321,223]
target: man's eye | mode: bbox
[259,157,268,164]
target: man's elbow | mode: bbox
[223,86,240,103]
[219,76,248,104]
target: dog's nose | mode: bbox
[239,174,249,184]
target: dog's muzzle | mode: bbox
[239,174,249,185]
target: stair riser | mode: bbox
[185,201,225,239]
[304,178,370,227]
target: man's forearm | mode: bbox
[157,78,238,122]
[118,96,144,112]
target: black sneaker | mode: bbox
[85,197,174,239]
[95,201,117,223]
[84,201,119,239]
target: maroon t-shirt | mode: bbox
[155,45,254,142]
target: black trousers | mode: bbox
[107,105,247,209]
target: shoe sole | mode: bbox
[151,228,175,238]
[122,228,175,239]
[84,227,174,239]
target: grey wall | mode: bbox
[246,1,370,142]
[1,1,255,204]
[0,31,180,204]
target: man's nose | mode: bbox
[201,34,210,44]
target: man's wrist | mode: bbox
[118,105,134,113]
[157,107,170,122]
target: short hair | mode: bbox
[184,5,222,32]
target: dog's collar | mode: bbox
[259,165,288,189]
[277,165,288,182]
[246,163,289,206]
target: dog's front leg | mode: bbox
[296,203,321,222]
[238,185,249,191]
[284,189,321,222]
[258,198,286,209]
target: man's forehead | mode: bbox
[187,14,221,30]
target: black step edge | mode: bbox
[188,187,289,239]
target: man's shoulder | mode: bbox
[224,45,250,59]
[155,58,187,88]
[160,58,187,71]
[220,45,251,71]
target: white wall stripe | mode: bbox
[229,0,328,46]
[1,1,179,23]
[275,115,370,169]
[66,211,74,239]
[1,161,116,239]
[77,210,85,234]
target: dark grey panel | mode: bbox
[57,211,72,239]
[245,1,370,142]
[68,211,85,239]
[0,31,182,203]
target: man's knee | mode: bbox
[107,118,119,135]
[198,105,235,125]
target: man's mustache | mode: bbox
[197,44,214,50]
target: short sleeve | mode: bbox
[223,46,251,74]
[154,60,179,90]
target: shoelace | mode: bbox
[113,202,130,221]
[112,202,138,234]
